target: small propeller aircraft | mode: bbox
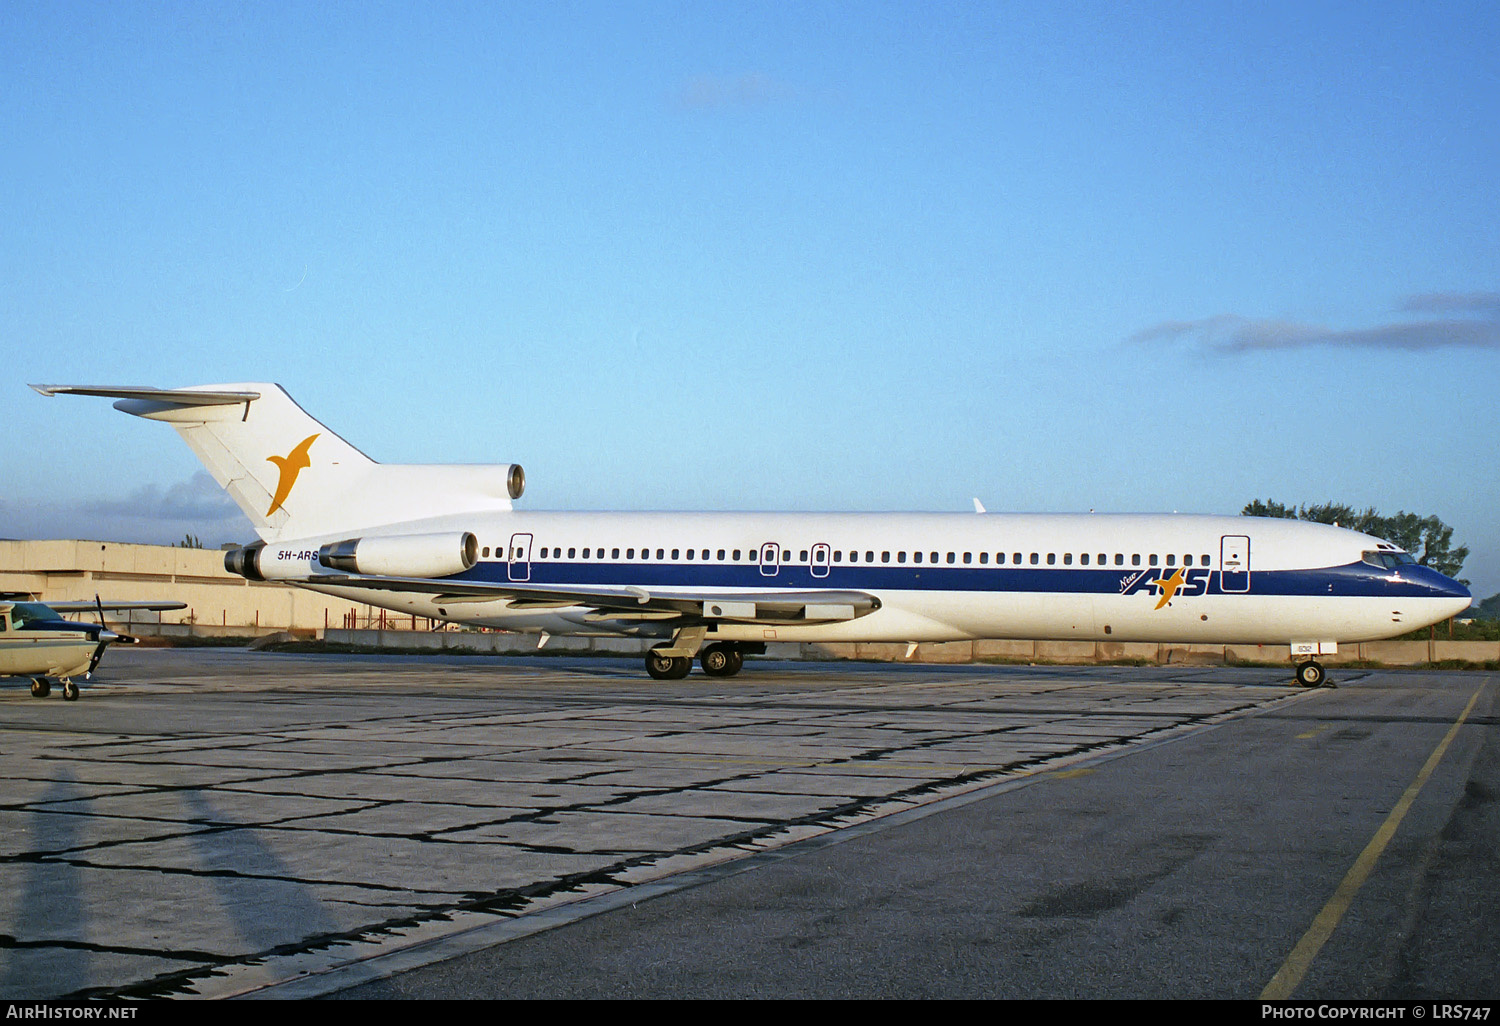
[0,594,186,700]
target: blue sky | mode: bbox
[3,1,1498,596]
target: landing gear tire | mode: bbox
[61,680,80,702]
[645,647,692,680]
[1295,661,1326,688]
[700,643,744,678]
[30,678,51,698]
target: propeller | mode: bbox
[84,594,136,676]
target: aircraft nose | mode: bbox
[1433,572,1471,602]
[1412,566,1472,614]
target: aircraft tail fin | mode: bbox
[31,383,524,542]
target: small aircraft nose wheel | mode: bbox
[30,678,51,698]
[61,680,80,701]
[1295,661,1326,688]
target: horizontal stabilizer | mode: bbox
[31,385,260,407]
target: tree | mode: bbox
[1241,500,1469,583]
[176,533,204,549]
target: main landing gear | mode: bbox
[644,640,746,680]
[1295,661,1327,688]
[645,646,692,680]
[28,677,79,700]
[699,643,744,678]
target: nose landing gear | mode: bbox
[1295,660,1326,688]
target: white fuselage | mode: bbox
[296,510,1471,646]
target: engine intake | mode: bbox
[319,532,478,579]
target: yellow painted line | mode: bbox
[1048,767,1097,780]
[1261,684,1485,999]
[1295,724,1332,740]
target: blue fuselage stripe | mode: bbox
[451,560,1456,600]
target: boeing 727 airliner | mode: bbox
[33,383,1471,686]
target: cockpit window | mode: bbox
[8,602,59,629]
[1362,551,1417,570]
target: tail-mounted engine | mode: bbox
[226,531,478,581]
[318,532,479,579]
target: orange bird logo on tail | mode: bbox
[265,433,319,516]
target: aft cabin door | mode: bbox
[508,533,533,582]
[1220,535,1250,593]
[760,542,780,577]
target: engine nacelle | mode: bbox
[224,540,323,581]
[318,532,478,579]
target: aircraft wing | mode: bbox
[309,574,880,625]
[45,601,189,613]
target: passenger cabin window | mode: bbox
[1132,554,1142,566]
[1183,554,1192,566]
[979,552,989,564]
[1030,553,1039,565]
[1149,554,1158,566]
[1115,554,1124,565]
[1063,553,1072,565]
[898,551,907,563]
[1047,553,1056,565]
[1080,553,1089,565]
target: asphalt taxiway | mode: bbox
[1,649,1494,999]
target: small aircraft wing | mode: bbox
[310,574,880,625]
[45,600,189,613]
